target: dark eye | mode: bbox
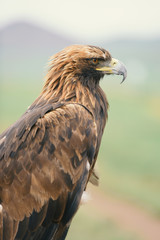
[91,58,99,65]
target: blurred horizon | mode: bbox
[1,0,160,41]
[1,18,160,42]
[1,20,160,87]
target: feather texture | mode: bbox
[0,45,112,239]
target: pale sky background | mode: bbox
[1,0,160,40]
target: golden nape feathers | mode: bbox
[0,45,127,240]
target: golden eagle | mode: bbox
[0,45,127,240]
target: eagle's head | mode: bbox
[43,45,127,98]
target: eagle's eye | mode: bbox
[91,58,99,65]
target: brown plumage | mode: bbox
[0,45,127,240]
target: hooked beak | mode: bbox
[96,58,127,83]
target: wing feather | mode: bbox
[0,103,97,238]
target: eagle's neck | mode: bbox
[42,72,107,115]
[42,78,108,141]
[32,69,108,133]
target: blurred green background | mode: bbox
[1,1,160,239]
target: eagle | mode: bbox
[0,45,127,240]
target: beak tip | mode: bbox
[120,72,127,84]
[119,66,127,84]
